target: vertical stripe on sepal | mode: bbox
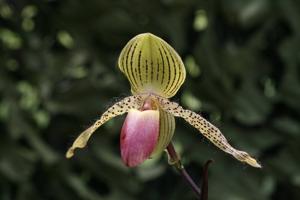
[118,33,186,98]
[151,107,175,156]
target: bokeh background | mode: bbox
[1,0,300,199]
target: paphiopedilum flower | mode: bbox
[66,33,261,168]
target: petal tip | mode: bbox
[246,157,262,168]
[234,150,262,168]
[66,148,74,159]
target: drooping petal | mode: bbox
[151,107,175,156]
[66,95,143,158]
[118,33,186,98]
[121,109,159,167]
[157,96,261,168]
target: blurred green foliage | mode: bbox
[1,0,300,199]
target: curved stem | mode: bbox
[166,143,201,198]
[200,160,213,200]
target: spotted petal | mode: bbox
[157,96,261,168]
[118,33,186,98]
[66,95,142,158]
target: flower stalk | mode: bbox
[200,160,213,200]
[166,142,200,197]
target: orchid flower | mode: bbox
[66,33,261,168]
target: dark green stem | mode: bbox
[166,143,201,198]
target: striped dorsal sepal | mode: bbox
[118,33,186,98]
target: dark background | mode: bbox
[1,0,300,199]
